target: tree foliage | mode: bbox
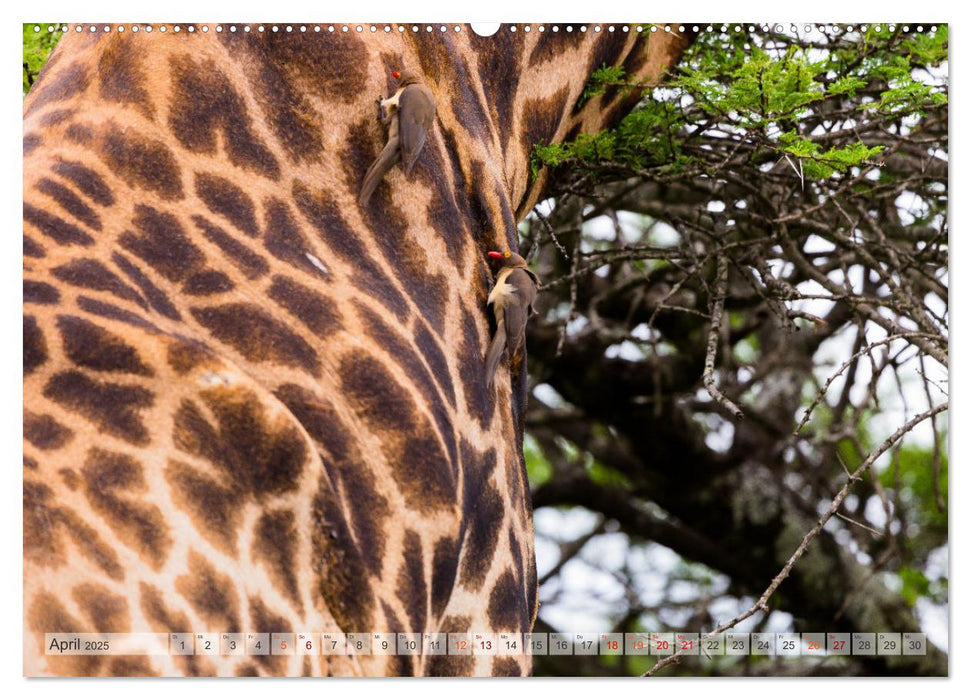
[23,24,63,95]
[525,25,947,677]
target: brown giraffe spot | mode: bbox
[340,353,456,512]
[218,32,338,164]
[252,509,303,614]
[193,215,270,280]
[291,181,410,321]
[56,314,155,376]
[343,119,449,333]
[51,157,115,207]
[81,448,172,569]
[408,31,453,84]
[413,319,458,407]
[24,61,89,116]
[267,275,343,338]
[520,87,571,173]
[248,598,291,674]
[470,30,525,148]
[380,601,416,676]
[43,371,154,446]
[24,455,38,470]
[174,387,308,496]
[175,549,241,631]
[64,122,93,145]
[262,197,329,278]
[77,296,159,333]
[526,553,538,622]
[165,338,211,375]
[416,146,472,266]
[24,235,45,258]
[430,535,460,619]
[24,480,124,581]
[167,387,307,552]
[397,530,428,635]
[24,410,74,450]
[23,133,42,156]
[24,279,61,304]
[166,461,240,555]
[354,303,459,475]
[507,527,526,600]
[195,171,260,237]
[28,591,103,675]
[235,663,259,676]
[73,582,131,632]
[23,202,94,246]
[311,476,375,633]
[528,25,587,68]
[488,570,528,633]
[183,269,235,296]
[109,658,157,676]
[459,481,504,592]
[40,107,77,126]
[52,258,146,308]
[459,304,496,430]
[35,176,102,231]
[120,204,204,282]
[462,158,501,240]
[99,123,184,200]
[273,384,390,577]
[582,34,631,105]
[139,582,204,675]
[168,54,280,180]
[97,34,154,118]
[492,657,524,676]
[59,468,80,490]
[190,302,320,375]
[110,252,182,320]
[426,615,474,677]
[222,27,367,103]
[23,315,47,375]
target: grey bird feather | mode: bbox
[485,251,539,388]
[358,70,436,207]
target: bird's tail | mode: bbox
[358,139,400,207]
[484,325,507,389]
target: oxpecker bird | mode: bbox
[358,69,436,207]
[485,250,539,388]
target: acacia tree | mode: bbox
[523,24,947,677]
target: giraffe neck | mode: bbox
[23,24,687,677]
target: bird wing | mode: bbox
[501,268,537,350]
[358,136,401,207]
[398,84,436,175]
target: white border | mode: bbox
[6,1,962,697]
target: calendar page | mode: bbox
[22,17,948,679]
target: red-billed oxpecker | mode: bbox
[485,250,539,388]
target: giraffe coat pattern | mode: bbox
[22,23,688,677]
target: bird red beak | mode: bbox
[487,251,503,259]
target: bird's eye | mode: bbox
[392,70,401,79]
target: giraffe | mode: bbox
[23,23,688,677]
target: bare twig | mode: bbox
[642,400,947,677]
[702,255,744,420]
